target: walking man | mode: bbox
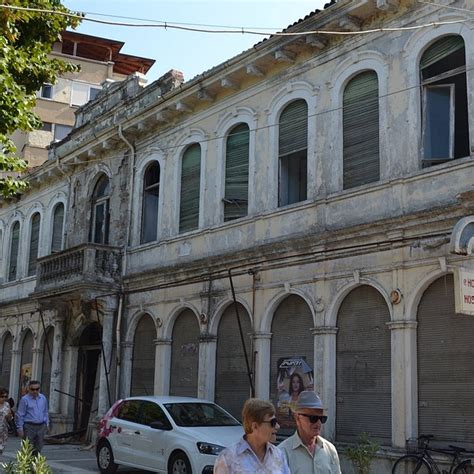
[16,380,49,454]
[279,391,341,474]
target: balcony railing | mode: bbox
[36,243,122,294]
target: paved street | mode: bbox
[0,436,149,473]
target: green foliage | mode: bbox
[345,433,380,474]
[0,0,82,197]
[1,438,52,473]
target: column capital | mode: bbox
[386,320,418,330]
[311,326,338,335]
[11,349,21,355]
[252,331,272,340]
[153,338,172,346]
[32,348,43,354]
[121,341,134,349]
[96,295,119,314]
[199,334,217,343]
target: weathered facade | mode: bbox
[0,0,473,470]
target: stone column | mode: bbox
[31,348,43,381]
[252,332,272,399]
[49,318,65,414]
[154,338,172,395]
[197,335,217,401]
[388,320,418,448]
[97,296,118,416]
[312,326,338,441]
[9,349,21,400]
[119,341,134,399]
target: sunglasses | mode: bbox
[30,387,40,392]
[297,413,328,424]
[262,417,279,428]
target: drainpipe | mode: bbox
[116,124,136,399]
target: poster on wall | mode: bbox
[20,363,32,396]
[276,357,314,430]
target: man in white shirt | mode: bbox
[279,391,341,474]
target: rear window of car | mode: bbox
[163,402,240,427]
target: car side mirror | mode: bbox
[150,420,170,430]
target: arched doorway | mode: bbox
[170,309,199,397]
[418,274,474,446]
[131,314,156,396]
[215,303,252,419]
[75,323,102,432]
[270,294,314,434]
[19,330,34,400]
[336,285,391,444]
[0,333,13,390]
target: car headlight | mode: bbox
[197,442,225,455]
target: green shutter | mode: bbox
[343,71,380,190]
[420,35,465,71]
[8,222,20,282]
[224,124,249,221]
[279,99,308,157]
[179,144,201,233]
[28,213,41,276]
[51,203,64,252]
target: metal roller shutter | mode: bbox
[170,309,200,397]
[19,331,34,400]
[418,274,474,448]
[215,303,252,419]
[336,285,391,444]
[131,315,156,396]
[41,328,54,399]
[0,333,13,389]
[270,294,314,435]
[179,144,201,233]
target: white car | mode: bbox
[95,395,244,473]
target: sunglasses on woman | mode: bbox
[262,417,279,428]
[297,413,328,424]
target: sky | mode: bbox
[62,1,328,84]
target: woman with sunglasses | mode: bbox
[279,391,341,473]
[0,387,13,456]
[214,398,290,473]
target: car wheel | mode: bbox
[169,451,192,474]
[96,440,118,474]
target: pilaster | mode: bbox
[252,331,272,399]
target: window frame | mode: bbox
[140,161,161,244]
[39,84,53,100]
[90,175,111,245]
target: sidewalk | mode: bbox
[0,436,99,473]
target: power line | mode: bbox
[0,4,469,36]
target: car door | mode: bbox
[111,399,143,466]
[136,401,173,472]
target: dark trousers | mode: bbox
[23,423,47,454]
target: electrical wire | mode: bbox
[0,3,470,36]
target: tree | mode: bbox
[0,0,82,198]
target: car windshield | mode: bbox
[164,402,240,427]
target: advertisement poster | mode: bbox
[20,363,32,396]
[276,357,314,430]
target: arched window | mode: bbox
[90,175,110,244]
[8,221,20,282]
[278,99,308,207]
[131,314,156,396]
[141,162,160,244]
[343,71,380,189]
[224,124,249,221]
[28,213,41,276]
[420,35,469,165]
[179,144,201,233]
[51,203,64,252]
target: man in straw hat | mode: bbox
[279,391,341,473]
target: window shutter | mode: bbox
[179,144,201,233]
[51,204,64,252]
[28,213,41,276]
[8,222,20,282]
[279,100,308,157]
[224,124,249,221]
[343,71,380,189]
[420,35,465,71]
[0,333,13,389]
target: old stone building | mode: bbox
[0,0,473,470]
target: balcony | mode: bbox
[35,243,122,297]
